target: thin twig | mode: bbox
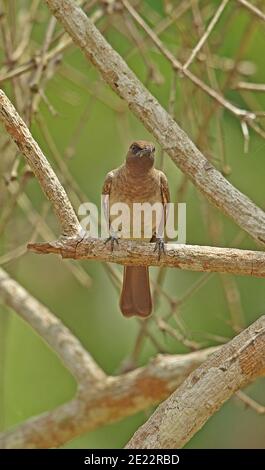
[235,81,265,92]
[236,390,265,415]
[183,0,230,71]
[237,0,265,23]
[122,0,255,121]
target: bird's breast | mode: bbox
[109,170,162,240]
[110,171,161,203]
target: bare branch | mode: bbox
[44,0,265,246]
[27,237,265,278]
[235,81,265,92]
[126,315,265,448]
[241,119,250,153]
[237,0,265,23]
[0,268,104,385]
[236,390,265,415]
[183,0,230,71]
[0,89,81,237]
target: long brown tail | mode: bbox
[120,266,152,318]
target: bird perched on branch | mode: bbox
[102,140,170,318]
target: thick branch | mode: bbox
[0,267,218,448]
[0,268,104,385]
[44,0,265,246]
[0,89,80,237]
[28,237,265,278]
[0,347,216,449]
[126,315,265,448]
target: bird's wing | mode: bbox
[153,171,170,239]
[159,171,170,206]
[102,171,114,195]
[160,171,170,236]
[102,171,114,226]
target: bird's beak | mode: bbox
[140,147,153,157]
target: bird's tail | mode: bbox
[120,266,152,318]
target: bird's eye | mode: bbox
[131,144,140,154]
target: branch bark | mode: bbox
[126,315,265,448]
[0,89,80,237]
[44,0,265,246]
[237,0,265,23]
[28,237,265,278]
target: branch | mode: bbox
[44,0,265,246]
[0,346,215,448]
[0,350,217,449]
[126,315,265,448]
[0,269,217,449]
[0,267,218,448]
[0,268,104,385]
[236,390,265,415]
[182,0,229,70]
[237,0,265,23]
[27,237,265,278]
[0,89,80,237]
[235,81,265,92]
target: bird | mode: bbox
[102,140,170,318]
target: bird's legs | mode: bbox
[102,194,119,251]
[104,228,119,252]
[154,236,165,260]
[151,203,167,260]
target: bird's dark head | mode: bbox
[126,140,155,171]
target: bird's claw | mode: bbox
[104,234,119,252]
[154,237,165,261]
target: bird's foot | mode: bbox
[104,233,119,252]
[153,237,166,261]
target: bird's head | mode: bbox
[126,140,155,171]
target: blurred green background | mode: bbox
[0,0,265,448]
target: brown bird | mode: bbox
[102,140,170,318]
